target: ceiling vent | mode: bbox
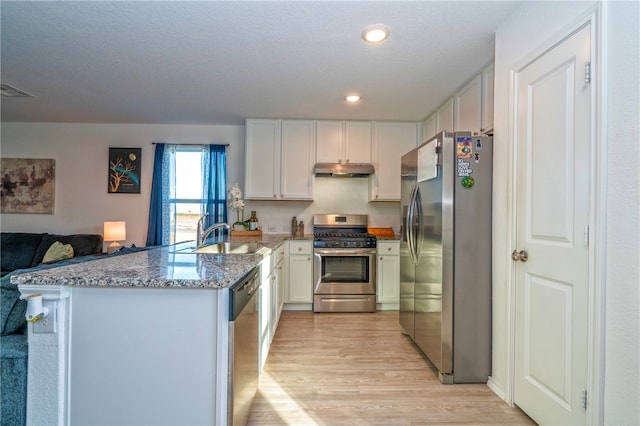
[1,84,34,98]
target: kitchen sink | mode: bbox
[192,241,264,254]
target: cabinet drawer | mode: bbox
[377,241,399,256]
[288,241,312,255]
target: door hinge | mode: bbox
[584,225,590,247]
[580,389,588,410]
[585,62,591,84]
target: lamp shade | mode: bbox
[104,221,126,241]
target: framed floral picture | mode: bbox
[0,158,55,213]
[109,147,141,194]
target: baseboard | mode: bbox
[282,303,313,311]
[487,376,508,403]
[376,303,399,311]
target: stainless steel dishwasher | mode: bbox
[228,268,260,426]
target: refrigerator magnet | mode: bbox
[461,176,475,189]
[456,137,473,159]
[457,159,473,177]
[474,152,480,163]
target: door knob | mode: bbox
[511,249,529,262]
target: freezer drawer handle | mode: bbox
[511,249,529,262]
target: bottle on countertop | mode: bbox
[291,217,298,237]
[248,210,259,231]
[297,221,304,237]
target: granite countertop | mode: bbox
[11,236,296,290]
[11,233,390,289]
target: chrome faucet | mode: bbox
[197,214,230,248]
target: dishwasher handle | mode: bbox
[229,268,259,321]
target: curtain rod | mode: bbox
[152,142,229,146]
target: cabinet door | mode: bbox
[423,113,437,142]
[370,122,418,201]
[316,121,343,163]
[482,63,494,133]
[269,272,278,344]
[287,255,313,303]
[377,253,400,304]
[345,121,372,164]
[259,276,271,373]
[281,120,314,200]
[435,98,454,133]
[276,259,284,318]
[454,75,482,134]
[246,119,280,199]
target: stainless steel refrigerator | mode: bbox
[400,131,492,384]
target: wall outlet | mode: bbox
[33,301,56,333]
[267,225,277,233]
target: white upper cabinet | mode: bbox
[423,113,437,142]
[427,62,494,137]
[315,120,372,164]
[435,97,454,133]
[245,119,280,199]
[246,119,314,200]
[370,122,419,201]
[454,74,482,134]
[315,121,343,163]
[481,63,494,133]
[344,121,373,164]
[280,120,315,199]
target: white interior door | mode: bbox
[513,24,591,425]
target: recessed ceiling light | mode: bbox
[345,94,361,103]
[362,24,391,44]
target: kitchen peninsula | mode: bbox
[12,237,288,426]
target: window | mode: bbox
[171,148,204,244]
[146,144,227,246]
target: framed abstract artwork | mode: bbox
[109,147,141,194]
[0,158,56,214]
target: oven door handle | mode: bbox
[313,252,322,293]
[313,248,377,256]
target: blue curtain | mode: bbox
[145,143,173,246]
[201,144,228,230]
[146,143,227,246]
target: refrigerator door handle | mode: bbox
[414,187,424,264]
[407,185,418,264]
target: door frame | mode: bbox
[504,6,607,424]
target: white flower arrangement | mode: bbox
[228,183,245,224]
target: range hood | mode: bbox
[314,163,375,178]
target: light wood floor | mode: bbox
[248,311,535,425]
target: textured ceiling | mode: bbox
[1,1,521,125]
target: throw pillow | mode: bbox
[42,241,74,264]
[1,276,27,335]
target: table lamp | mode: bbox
[104,221,126,254]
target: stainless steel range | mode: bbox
[313,214,377,313]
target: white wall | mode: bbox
[1,123,402,247]
[244,178,400,236]
[602,1,639,424]
[493,1,639,424]
[0,123,246,249]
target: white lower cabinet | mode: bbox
[259,243,286,374]
[270,244,285,342]
[285,240,313,309]
[376,241,400,310]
